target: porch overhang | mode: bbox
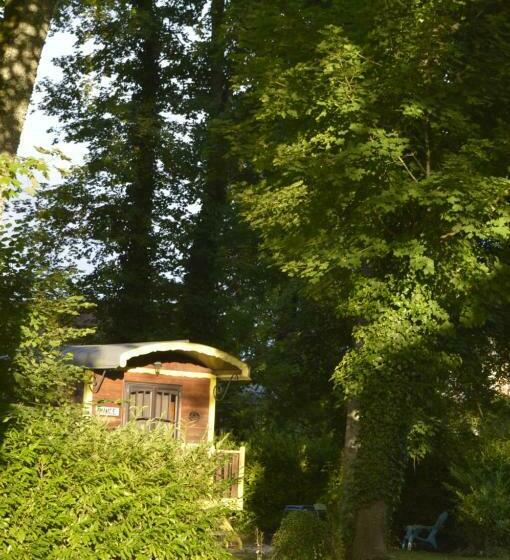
[64,340,250,381]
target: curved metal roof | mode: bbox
[64,340,250,381]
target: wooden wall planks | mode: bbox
[91,368,212,442]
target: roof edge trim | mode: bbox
[118,341,250,380]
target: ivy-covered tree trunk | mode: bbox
[343,400,360,470]
[342,400,388,560]
[340,356,413,560]
[179,0,229,346]
[0,0,57,155]
[107,0,162,341]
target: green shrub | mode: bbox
[449,406,510,557]
[450,437,510,551]
[271,511,332,560]
[0,406,230,559]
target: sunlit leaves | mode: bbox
[9,271,95,405]
[0,407,230,559]
[0,154,49,201]
[230,0,510,516]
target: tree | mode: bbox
[9,270,94,405]
[108,0,164,341]
[0,0,58,155]
[215,270,351,532]
[0,157,94,405]
[179,0,230,346]
[229,1,510,558]
[37,0,204,341]
[0,154,52,401]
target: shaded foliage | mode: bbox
[271,510,332,560]
[216,275,350,532]
[178,0,231,347]
[36,0,205,341]
[448,400,510,553]
[244,430,338,533]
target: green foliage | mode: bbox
[0,406,230,559]
[271,511,332,560]
[0,154,49,201]
[216,277,349,534]
[219,274,349,430]
[0,153,63,402]
[243,430,338,533]
[449,407,510,552]
[177,0,231,348]
[9,271,94,405]
[36,0,205,341]
[5,2,510,555]
[229,0,510,550]
[452,444,510,551]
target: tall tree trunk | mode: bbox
[341,398,388,560]
[0,0,57,155]
[343,399,360,471]
[107,0,161,342]
[351,501,387,560]
[179,0,229,346]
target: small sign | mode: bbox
[96,406,120,417]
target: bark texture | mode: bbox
[352,500,388,560]
[0,0,57,155]
[343,399,360,471]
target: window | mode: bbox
[124,382,181,435]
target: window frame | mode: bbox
[123,381,182,436]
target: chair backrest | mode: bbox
[283,505,315,513]
[283,505,325,519]
[432,511,448,533]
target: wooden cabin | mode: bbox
[66,340,250,508]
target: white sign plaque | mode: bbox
[96,406,120,417]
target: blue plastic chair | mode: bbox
[401,511,448,550]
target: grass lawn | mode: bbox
[231,549,508,560]
[392,551,504,560]
[393,552,461,560]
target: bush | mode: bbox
[0,406,230,559]
[450,418,510,553]
[271,511,332,560]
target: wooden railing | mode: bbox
[215,446,245,510]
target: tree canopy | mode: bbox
[227,0,510,556]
